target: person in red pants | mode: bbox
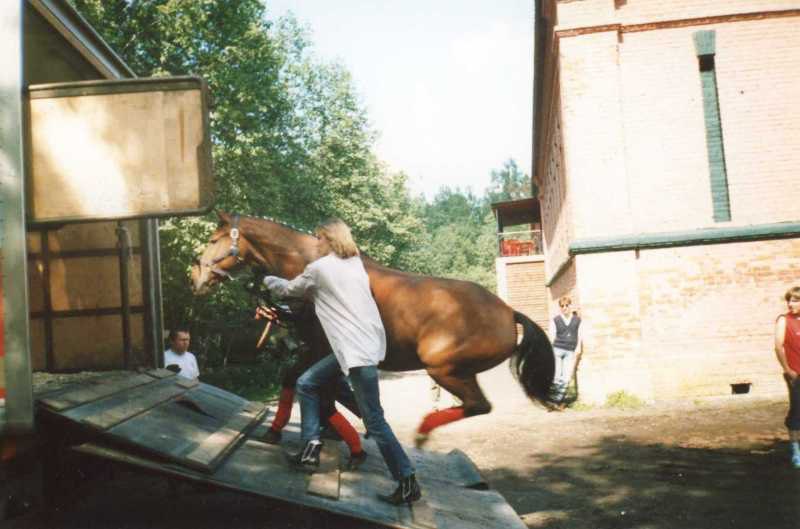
[256,306,367,470]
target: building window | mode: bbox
[693,30,731,222]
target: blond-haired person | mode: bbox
[775,286,800,469]
[548,295,583,408]
[261,218,421,504]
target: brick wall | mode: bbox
[573,251,651,402]
[538,74,573,280]
[501,257,549,330]
[559,31,633,241]
[576,239,800,402]
[619,18,800,234]
[554,0,799,32]
[555,9,800,240]
[535,2,800,402]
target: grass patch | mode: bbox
[569,400,594,411]
[605,390,645,410]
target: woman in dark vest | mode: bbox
[548,295,583,408]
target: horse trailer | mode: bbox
[1,0,212,516]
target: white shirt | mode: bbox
[164,349,200,380]
[263,254,386,375]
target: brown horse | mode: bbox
[191,212,555,446]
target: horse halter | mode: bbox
[202,214,244,281]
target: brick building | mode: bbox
[492,198,549,331]
[533,1,800,402]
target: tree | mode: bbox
[486,158,534,203]
[405,187,496,291]
[70,0,422,330]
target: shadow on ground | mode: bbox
[486,435,799,529]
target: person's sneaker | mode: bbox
[791,453,800,469]
[320,425,342,441]
[377,474,422,505]
[344,450,368,471]
[288,441,322,472]
[262,428,282,445]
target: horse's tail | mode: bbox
[510,311,555,406]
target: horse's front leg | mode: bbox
[415,371,491,448]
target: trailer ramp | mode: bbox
[37,371,526,529]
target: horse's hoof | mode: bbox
[414,433,429,449]
[263,429,282,444]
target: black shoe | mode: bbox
[377,474,422,505]
[288,441,322,472]
[263,428,282,444]
[345,450,368,471]
[320,425,342,441]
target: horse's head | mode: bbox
[191,212,318,295]
[191,211,252,295]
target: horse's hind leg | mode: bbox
[415,372,491,448]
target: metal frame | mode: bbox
[28,0,165,375]
[0,1,34,434]
[0,0,174,432]
[27,0,134,79]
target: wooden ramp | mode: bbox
[36,371,526,529]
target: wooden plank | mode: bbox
[306,442,341,500]
[444,449,487,489]
[38,373,156,411]
[176,378,199,389]
[184,403,269,471]
[75,436,528,529]
[81,381,185,430]
[410,498,438,529]
[182,385,250,420]
[108,398,221,459]
[146,368,177,379]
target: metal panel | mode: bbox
[26,77,214,223]
[27,0,135,79]
[0,0,34,434]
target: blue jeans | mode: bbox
[552,346,577,402]
[348,365,414,481]
[295,355,414,480]
[296,354,353,442]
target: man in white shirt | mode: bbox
[164,327,200,380]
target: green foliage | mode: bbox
[487,158,534,202]
[605,390,646,410]
[569,401,594,411]
[201,363,283,402]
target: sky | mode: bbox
[264,0,534,200]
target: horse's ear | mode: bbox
[216,210,231,226]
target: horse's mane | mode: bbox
[238,214,315,237]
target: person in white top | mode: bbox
[163,327,200,380]
[260,218,421,505]
[548,296,583,408]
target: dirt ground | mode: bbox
[6,366,799,529]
